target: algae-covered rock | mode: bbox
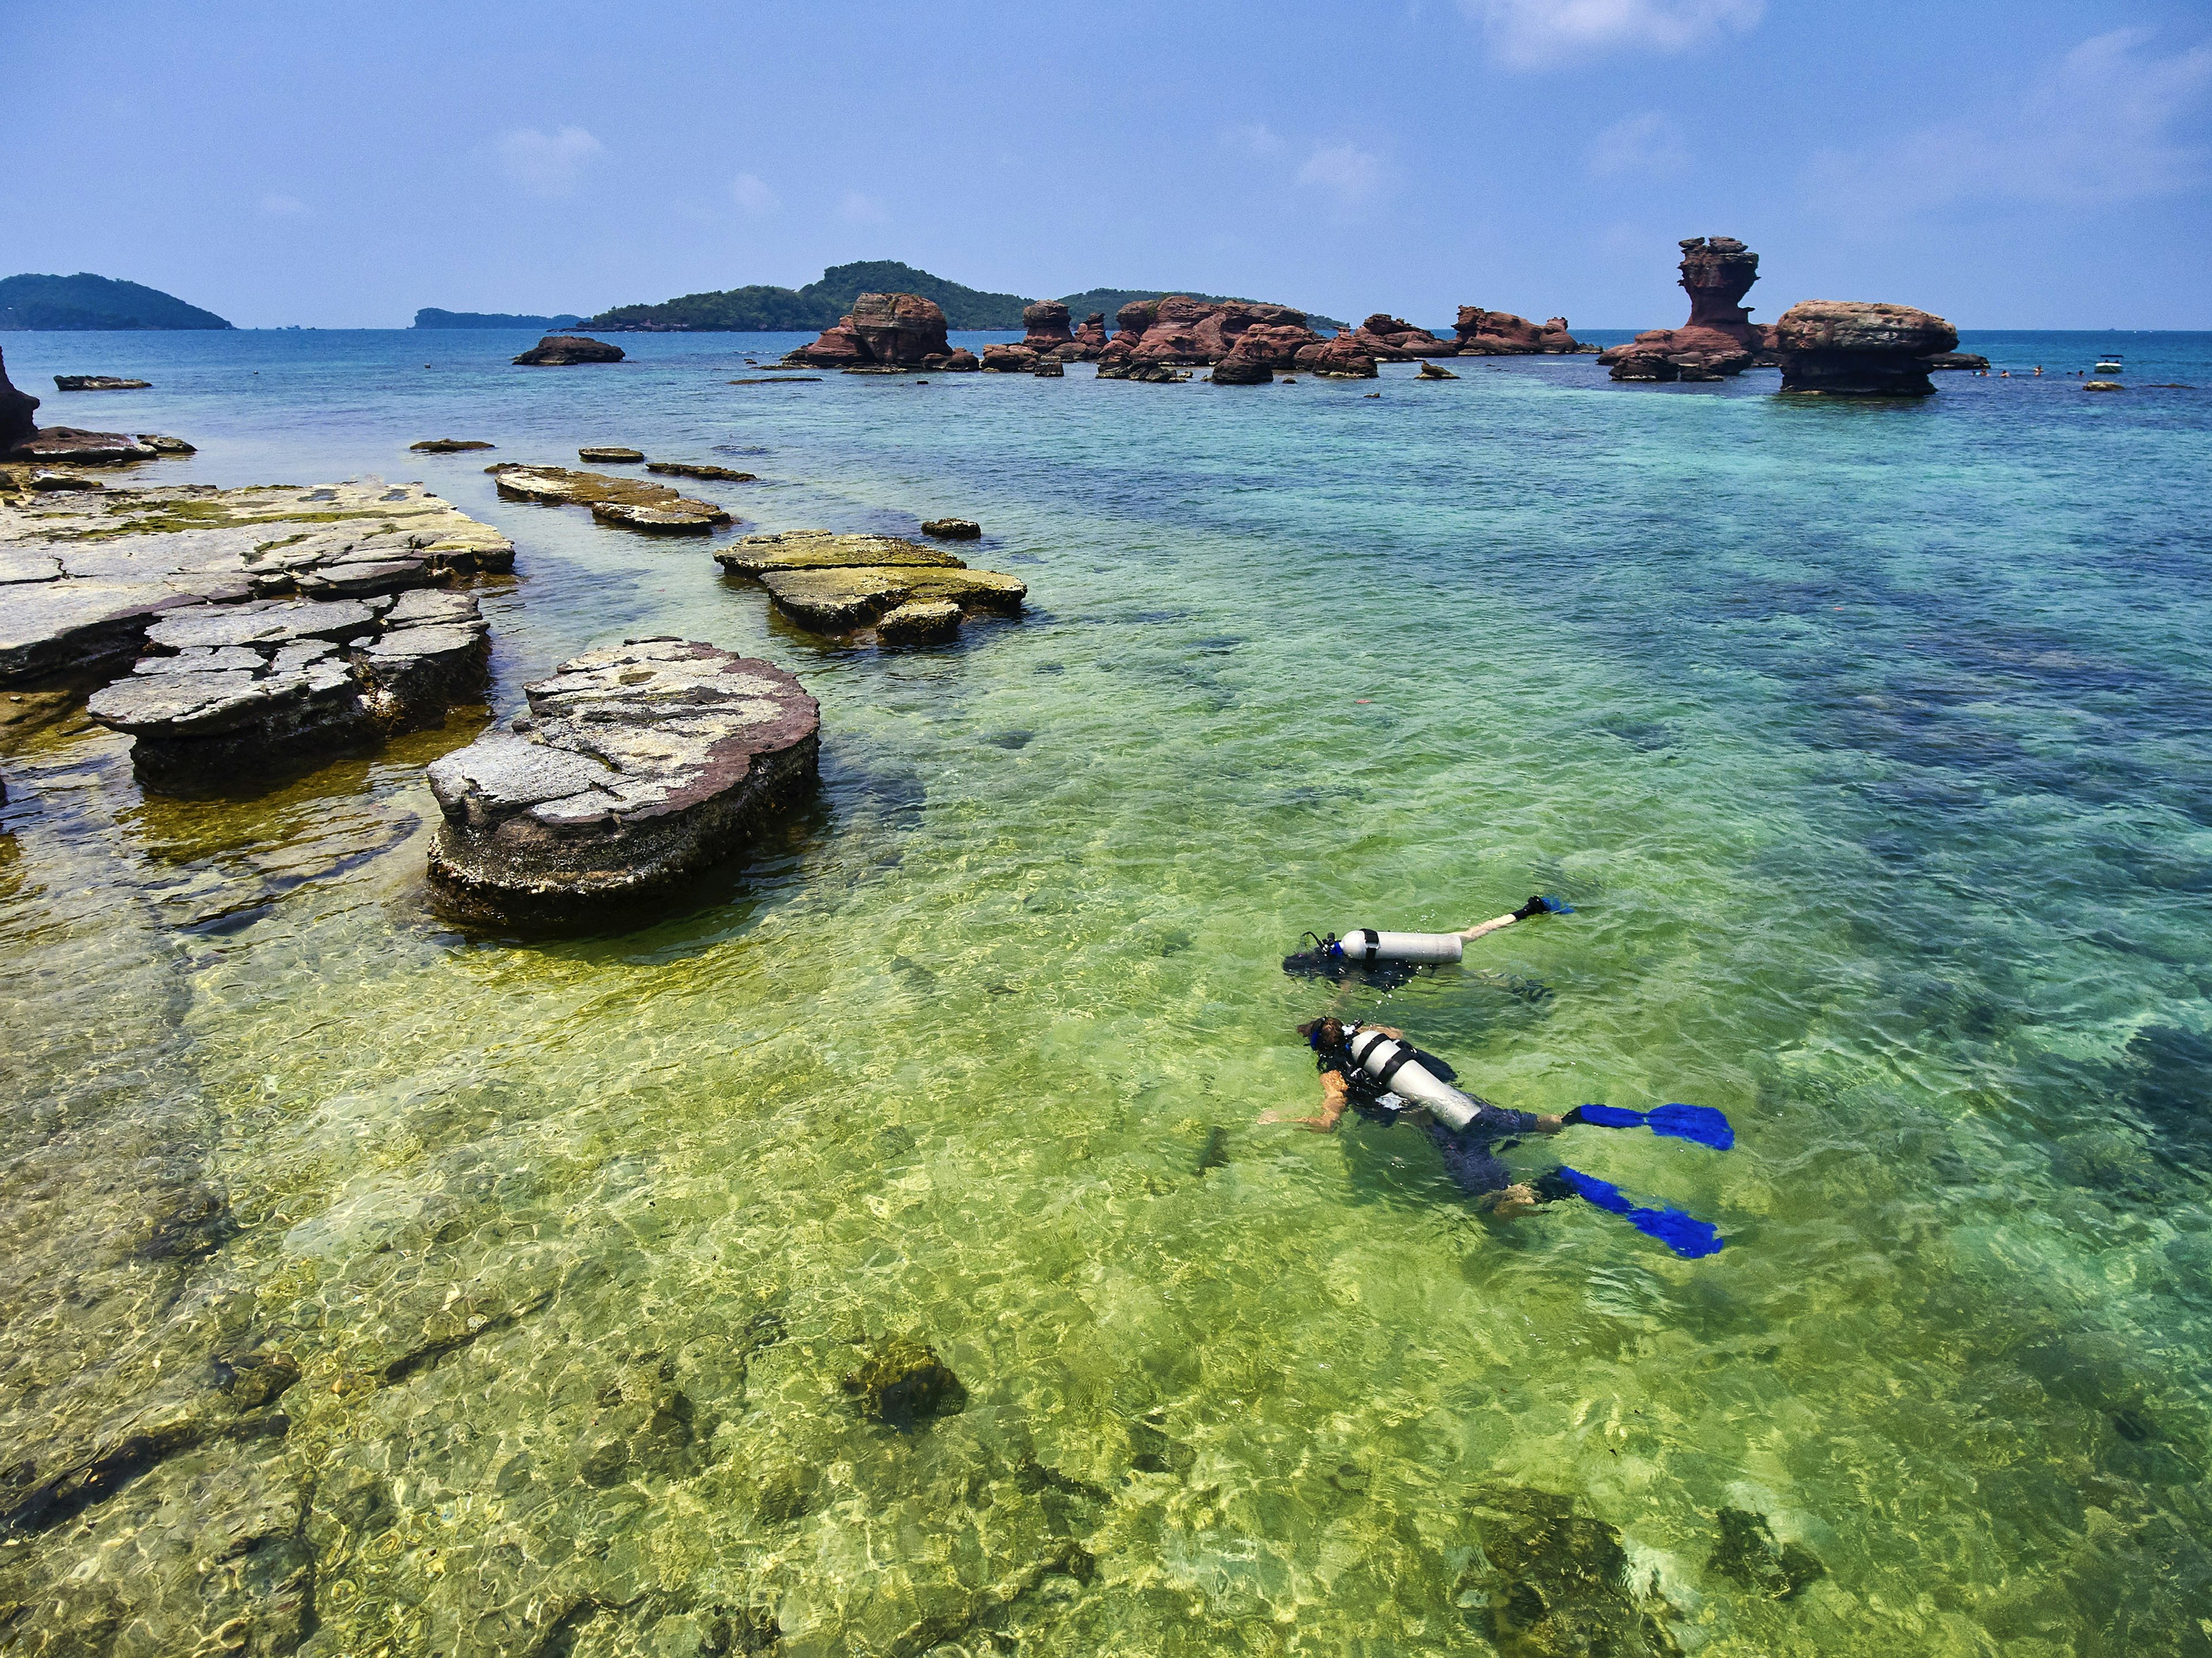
[1457,1486,1683,1657]
[715,530,964,576]
[646,460,756,482]
[920,517,982,540]
[842,1338,967,1426]
[877,599,961,645]
[488,463,730,533]
[759,566,1024,632]
[578,445,644,463]
[1709,1505,1825,1600]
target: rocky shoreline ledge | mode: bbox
[714,531,1027,642]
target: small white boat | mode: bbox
[2094,354,2124,374]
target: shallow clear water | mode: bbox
[2,328,2209,1657]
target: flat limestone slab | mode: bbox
[0,478,513,684]
[487,464,729,532]
[426,637,820,929]
[714,530,963,576]
[757,565,1027,631]
[85,588,490,790]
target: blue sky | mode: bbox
[7,0,2209,329]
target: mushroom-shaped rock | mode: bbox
[426,638,820,928]
[1599,237,1766,378]
[1,349,42,449]
[1020,301,1075,354]
[1771,301,1958,396]
[512,335,625,366]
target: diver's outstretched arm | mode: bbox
[1260,1070,1350,1133]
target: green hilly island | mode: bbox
[0,272,232,330]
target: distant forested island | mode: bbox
[579,262,1346,334]
[414,308,585,330]
[0,273,232,331]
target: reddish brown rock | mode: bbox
[1099,296,1324,371]
[1351,315,1458,359]
[1210,337,1273,384]
[1598,237,1766,379]
[786,293,950,368]
[1291,336,1379,378]
[941,349,980,372]
[511,335,625,366]
[980,343,1039,373]
[1,347,43,449]
[1770,301,1957,396]
[1066,312,1109,359]
[1020,301,1074,354]
[1453,308,1588,356]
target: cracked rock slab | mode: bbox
[713,530,1027,640]
[426,637,820,929]
[85,590,490,791]
[488,464,730,533]
[0,478,513,684]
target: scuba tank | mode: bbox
[1331,928,1464,965]
[1344,1026,1480,1131]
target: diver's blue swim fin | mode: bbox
[1573,1102,1734,1150]
[1552,1165,1724,1258]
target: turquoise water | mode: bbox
[1,328,2209,1657]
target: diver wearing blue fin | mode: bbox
[1262,1016,1733,1255]
[1283,895,1571,985]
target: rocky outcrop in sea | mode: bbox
[0,347,39,449]
[426,638,820,928]
[1096,296,1323,373]
[1599,236,1768,380]
[54,375,153,391]
[1349,315,1457,359]
[1771,301,1959,396]
[1066,311,1109,359]
[511,335,626,366]
[785,293,953,369]
[1453,308,1588,355]
[1290,335,1380,378]
[487,463,733,534]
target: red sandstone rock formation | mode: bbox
[1291,335,1379,378]
[785,293,950,368]
[1598,237,1767,380]
[0,347,40,449]
[1453,309,1587,355]
[1020,301,1074,355]
[1210,336,1274,384]
[1351,315,1457,359]
[1066,312,1109,359]
[980,343,1038,372]
[1096,296,1323,371]
[1770,301,1957,396]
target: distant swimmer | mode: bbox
[1283,895,1571,985]
[1263,1016,1732,1255]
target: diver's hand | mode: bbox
[1490,1182,1542,1219]
[1258,1110,1334,1133]
[1534,1114,1567,1135]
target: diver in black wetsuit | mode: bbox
[1260,1016,1569,1217]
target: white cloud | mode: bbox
[1467,0,1762,67]
[1588,111,1690,177]
[838,191,889,224]
[1806,29,2212,214]
[730,173,781,214]
[1222,123,1286,158]
[259,193,307,217]
[1296,144,1389,212]
[495,126,604,198]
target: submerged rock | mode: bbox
[646,460,756,482]
[426,637,820,928]
[715,529,1025,639]
[54,375,152,391]
[510,334,624,366]
[1709,1506,1825,1599]
[1457,1486,1683,1658]
[410,437,495,452]
[487,463,730,533]
[842,1338,967,1426]
[85,588,490,790]
[0,478,513,686]
[1771,300,1957,396]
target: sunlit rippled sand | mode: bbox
[1,330,2207,1656]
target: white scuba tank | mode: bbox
[1345,1026,1479,1131]
[1332,928,1464,965]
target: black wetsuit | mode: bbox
[1319,1029,1541,1197]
